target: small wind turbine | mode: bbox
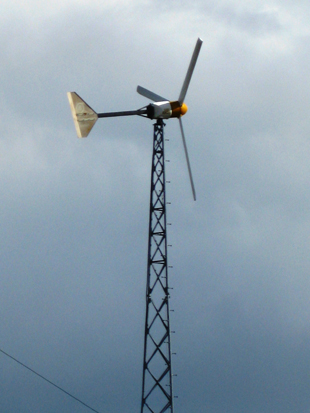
[68,38,202,200]
[67,38,203,413]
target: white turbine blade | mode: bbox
[178,38,203,105]
[67,92,98,138]
[137,85,168,102]
[179,118,196,201]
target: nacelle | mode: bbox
[147,101,188,120]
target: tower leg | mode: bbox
[141,119,174,413]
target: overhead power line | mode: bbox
[0,348,101,413]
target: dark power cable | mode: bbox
[0,348,101,413]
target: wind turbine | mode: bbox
[67,37,203,413]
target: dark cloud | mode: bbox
[1,1,310,412]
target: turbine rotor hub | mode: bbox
[170,101,188,118]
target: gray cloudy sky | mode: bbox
[1,0,310,412]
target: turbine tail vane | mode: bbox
[67,92,98,138]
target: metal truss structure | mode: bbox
[141,119,174,413]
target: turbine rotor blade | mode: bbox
[137,85,168,102]
[178,38,203,105]
[179,118,196,201]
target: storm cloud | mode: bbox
[1,1,310,412]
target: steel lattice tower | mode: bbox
[141,119,174,413]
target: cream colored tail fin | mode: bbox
[67,92,98,138]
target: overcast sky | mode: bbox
[1,1,310,412]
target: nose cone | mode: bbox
[170,101,188,118]
[180,103,188,116]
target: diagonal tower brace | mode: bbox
[141,119,174,413]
